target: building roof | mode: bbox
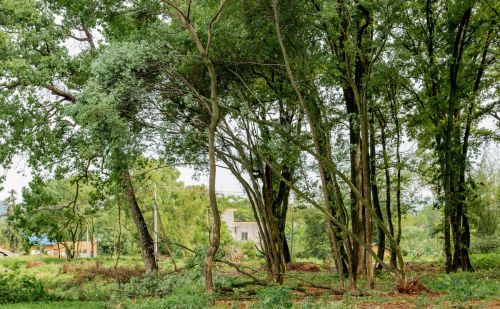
[0,247,17,257]
[234,221,258,225]
[29,235,56,245]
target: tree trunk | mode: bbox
[369,113,385,271]
[446,6,471,273]
[272,0,345,288]
[359,94,374,288]
[378,111,397,268]
[347,92,364,280]
[122,169,158,273]
[393,109,402,268]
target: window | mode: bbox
[82,249,87,254]
[241,232,248,241]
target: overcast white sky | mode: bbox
[0,162,244,202]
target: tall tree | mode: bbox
[397,0,498,271]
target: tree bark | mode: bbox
[369,112,385,271]
[122,169,158,273]
[446,6,471,273]
[378,111,396,269]
[204,57,221,293]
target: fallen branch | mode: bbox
[215,259,267,285]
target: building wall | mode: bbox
[31,241,98,258]
[222,209,261,246]
[234,222,260,243]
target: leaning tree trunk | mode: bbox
[272,0,345,288]
[122,169,158,273]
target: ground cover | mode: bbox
[0,253,498,308]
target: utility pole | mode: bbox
[7,190,16,252]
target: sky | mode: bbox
[0,160,244,202]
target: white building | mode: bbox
[221,209,261,244]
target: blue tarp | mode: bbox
[29,235,55,245]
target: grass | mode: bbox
[0,252,498,308]
[1,301,105,309]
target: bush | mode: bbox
[116,271,208,309]
[470,252,499,270]
[114,269,205,303]
[0,270,50,303]
[423,272,499,302]
[120,273,174,299]
[471,233,500,253]
[239,241,261,260]
[253,285,293,309]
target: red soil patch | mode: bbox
[395,279,432,294]
[286,262,321,272]
[26,260,44,268]
[73,264,145,283]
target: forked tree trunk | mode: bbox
[446,6,471,273]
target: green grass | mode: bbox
[0,301,105,309]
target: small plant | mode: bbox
[254,285,293,309]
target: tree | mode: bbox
[13,178,95,260]
[397,0,499,272]
[0,0,161,272]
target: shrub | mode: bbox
[471,234,500,254]
[254,285,293,309]
[423,272,499,302]
[0,270,50,303]
[470,253,499,270]
[115,270,208,309]
[114,269,205,301]
[119,273,174,299]
[239,241,261,260]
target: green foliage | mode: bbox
[400,206,442,260]
[114,270,208,308]
[12,177,97,259]
[253,285,293,309]
[238,241,261,260]
[0,301,104,309]
[423,271,500,302]
[0,270,50,304]
[471,233,500,254]
[294,208,330,260]
[470,253,500,270]
[126,293,208,309]
[119,273,173,298]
